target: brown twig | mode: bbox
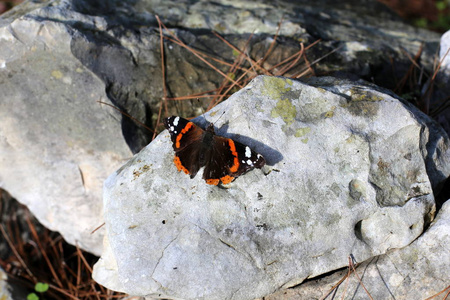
[209,33,257,109]
[210,58,264,109]
[293,44,342,78]
[424,285,450,300]
[156,15,168,113]
[423,46,450,114]
[158,21,244,89]
[212,31,269,76]
[275,43,305,76]
[0,224,37,282]
[340,259,352,300]
[164,94,223,101]
[91,222,105,234]
[349,256,373,300]
[153,15,168,140]
[97,101,154,133]
[260,16,283,66]
[267,39,320,73]
[319,269,351,300]
[24,211,64,288]
[395,45,424,94]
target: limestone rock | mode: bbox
[93,76,450,299]
[0,0,446,261]
[264,199,450,300]
[0,10,132,255]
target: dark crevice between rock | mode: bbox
[287,266,348,291]
[435,177,450,213]
[70,30,155,153]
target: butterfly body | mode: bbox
[164,116,265,185]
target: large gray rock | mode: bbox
[0,0,445,258]
[0,13,132,255]
[93,76,450,299]
[265,199,450,300]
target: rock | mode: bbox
[0,10,132,255]
[440,30,450,75]
[139,0,441,90]
[264,199,450,300]
[92,76,450,299]
[434,29,450,135]
[0,268,13,300]
[0,0,445,258]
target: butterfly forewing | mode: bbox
[164,116,204,177]
[164,116,202,151]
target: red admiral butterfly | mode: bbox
[164,116,266,185]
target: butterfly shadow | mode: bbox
[212,122,284,167]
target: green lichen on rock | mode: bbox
[295,127,311,143]
[341,99,380,117]
[348,88,383,102]
[51,69,63,79]
[323,110,334,118]
[262,77,297,125]
[271,98,297,125]
[262,76,293,100]
[338,88,384,117]
[295,127,311,138]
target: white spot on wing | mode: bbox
[246,159,253,166]
[245,146,251,158]
[173,116,180,126]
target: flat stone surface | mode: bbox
[93,76,450,299]
[264,199,450,300]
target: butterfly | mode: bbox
[164,116,265,185]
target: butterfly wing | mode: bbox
[164,116,204,178]
[202,136,238,185]
[232,139,266,176]
[203,135,265,185]
[164,116,266,185]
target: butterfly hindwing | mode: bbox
[203,136,240,185]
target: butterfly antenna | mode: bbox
[196,98,224,126]
[197,98,208,124]
[212,111,226,125]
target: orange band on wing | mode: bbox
[173,156,190,174]
[175,122,194,149]
[220,175,235,184]
[206,179,220,185]
[227,139,240,173]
